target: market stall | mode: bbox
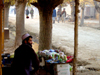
[0,0,80,75]
[1,49,73,75]
[38,49,73,75]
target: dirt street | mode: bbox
[7,16,100,74]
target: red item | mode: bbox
[66,58,73,63]
[26,16,29,19]
[67,56,73,59]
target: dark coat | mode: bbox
[26,9,29,16]
[11,44,40,75]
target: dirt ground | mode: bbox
[4,16,100,75]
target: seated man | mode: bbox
[11,33,40,75]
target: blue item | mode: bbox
[7,55,10,57]
[46,59,53,63]
[49,49,55,52]
[53,62,58,63]
[52,9,56,17]
[55,57,58,61]
[57,60,60,63]
[2,58,5,65]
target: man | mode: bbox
[61,8,66,23]
[52,9,56,24]
[57,9,61,23]
[11,33,40,75]
[30,8,34,19]
[26,8,29,18]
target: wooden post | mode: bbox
[0,9,3,75]
[2,9,4,54]
[0,0,4,74]
[73,0,79,75]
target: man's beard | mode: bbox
[27,43,32,47]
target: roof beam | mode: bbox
[95,0,100,2]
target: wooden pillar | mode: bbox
[73,0,79,75]
[2,9,4,54]
[0,0,4,75]
[0,9,3,75]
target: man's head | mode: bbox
[22,33,33,47]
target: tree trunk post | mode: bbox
[80,3,85,26]
[73,0,79,75]
[39,8,53,50]
[15,1,26,48]
[31,0,64,51]
[4,3,10,28]
[70,2,75,22]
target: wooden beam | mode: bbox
[0,0,4,74]
[95,0,100,2]
[73,0,79,75]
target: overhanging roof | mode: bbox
[95,0,100,2]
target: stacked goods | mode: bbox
[38,49,73,63]
[1,53,14,66]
